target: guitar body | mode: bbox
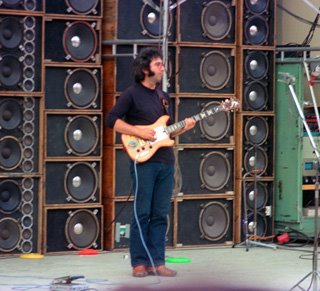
[121,115,174,163]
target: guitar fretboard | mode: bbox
[164,105,222,135]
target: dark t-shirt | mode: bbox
[106,83,175,164]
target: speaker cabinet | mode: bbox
[46,0,102,16]
[179,0,236,44]
[241,49,274,111]
[117,0,176,41]
[45,66,102,110]
[242,0,275,46]
[242,115,274,177]
[177,197,233,246]
[0,177,38,254]
[0,15,42,92]
[0,97,39,173]
[113,200,174,249]
[178,148,234,195]
[0,0,42,11]
[45,161,101,205]
[178,47,235,94]
[177,98,234,144]
[45,113,101,158]
[44,19,101,64]
[241,180,273,240]
[115,45,176,93]
[45,206,102,253]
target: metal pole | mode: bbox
[162,0,169,92]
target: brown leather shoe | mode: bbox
[132,265,148,277]
[147,265,177,277]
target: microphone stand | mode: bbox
[279,72,320,291]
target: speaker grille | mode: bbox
[65,209,100,250]
[63,21,97,62]
[244,80,268,111]
[244,116,269,145]
[245,181,268,211]
[0,17,23,49]
[0,180,21,214]
[244,15,269,45]
[64,162,98,203]
[199,201,230,241]
[244,146,268,176]
[200,151,231,191]
[64,115,99,156]
[0,136,23,170]
[65,0,99,15]
[245,51,268,80]
[201,1,232,41]
[0,217,21,252]
[200,50,231,90]
[64,68,99,109]
[245,0,269,15]
[199,101,230,141]
[140,1,172,38]
[0,99,23,131]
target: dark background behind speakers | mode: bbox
[115,149,132,197]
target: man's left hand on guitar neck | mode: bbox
[170,117,196,138]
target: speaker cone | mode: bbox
[0,136,23,170]
[0,55,23,88]
[244,16,268,45]
[0,99,23,131]
[244,81,268,110]
[199,101,230,141]
[201,1,232,41]
[65,209,99,249]
[246,212,267,237]
[0,217,21,252]
[64,115,99,156]
[244,116,269,145]
[245,182,268,210]
[65,69,99,109]
[64,162,98,203]
[63,21,97,62]
[245,0,269,14]
[199,201,230,241]
[0,17,23,49]
[65,0,99,14]
[200,50,231,90]
[0,180,21,213]
[140,0,172,38]
[245,51,268,80]
[200,151,230,191]
[244,146,268,175]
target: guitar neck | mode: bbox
[165,104,222,135]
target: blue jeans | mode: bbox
[129,161,174,267]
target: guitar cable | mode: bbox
[133,155,160,281]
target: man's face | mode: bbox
[148,57,165,83]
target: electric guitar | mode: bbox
[122,98,240,163]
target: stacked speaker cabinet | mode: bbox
[0,3,43,255]
[43,0,103,253]
[174,0,237,247]
[235,0,276,242]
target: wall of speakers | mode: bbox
[43,3,103,253]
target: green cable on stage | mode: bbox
[165,257,191,263]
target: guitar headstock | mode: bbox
[220,98,240,112]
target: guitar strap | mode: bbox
[156,88,169,115]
